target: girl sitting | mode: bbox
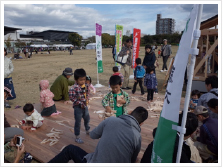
[39,80,61,116]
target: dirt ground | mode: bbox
[4,46,179,109]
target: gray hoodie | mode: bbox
[84,115,141,163]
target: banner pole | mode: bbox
[95,22,99,85]
[176,4,203,163]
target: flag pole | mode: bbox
[176,4,203,163]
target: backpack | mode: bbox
[136,66,145,78]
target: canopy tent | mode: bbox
[86,43,96,50]
[30,44,48,48]
[52,44,74,48]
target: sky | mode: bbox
[4,3,218,38]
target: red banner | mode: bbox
[132,28,141,68]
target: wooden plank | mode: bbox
[5,87,185,163]
[193,40,218,77]
[200,29,218,36]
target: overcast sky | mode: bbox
[4,3,218,38]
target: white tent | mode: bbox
[86,43,96,50]
[52,44,74,48]
[30,44,48,48]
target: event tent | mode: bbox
[52,44,74,48]
[86,43,96,50]
[30,44,48,48]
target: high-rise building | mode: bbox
[156,14,175,35]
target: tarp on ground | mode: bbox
[30,44,48,48]
[86,43,96,50]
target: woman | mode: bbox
[4,48,16,108]
[142,44,156,72]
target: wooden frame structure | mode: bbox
[193,15,218,81]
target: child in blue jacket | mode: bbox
[144,66,157,102]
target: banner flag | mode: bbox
[115,25,123,68]
[132,28,141,68]
[96,23,103,73]
[151,5,199,163]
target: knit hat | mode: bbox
[145,44,152,50]
[194,106,208,115]
[4,85,13,97]
[63,67,73,76]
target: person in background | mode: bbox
[50,67,75,104]
[112,66,124,85]
[118,39,133,90]
[144,67,157,103]
[4,48,16,108]
[86,76,96,94]
[132,58,145,95]
[193,106,218,162]
[207,98,218,114]
[189,90,200,112]
[142,44,156,73]
[112,45,116,61]
[160,39,172,72]
[197,75,218,118]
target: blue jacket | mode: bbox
[144,73,157,89]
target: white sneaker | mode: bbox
[160,70,164,72]
[164,70,168,72]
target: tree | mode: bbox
[4,35,12,50]
[14,39,27,49]
[68,33,83,47]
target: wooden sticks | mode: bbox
[40,128,63,146]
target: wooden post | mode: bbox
[205,35,209,78]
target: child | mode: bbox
[112,66,124,84]
[39,80,61,116]
[19,103,44,131]
[207,98,218,114]
[4,85,13,108]
[158,49,161,58]
[189,90,200,111]
[102,75,130,117]
[132,58,145,95]
[86,75,96,94]
[144,67,158,103]
[69,69,90,144]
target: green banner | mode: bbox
[115,25,123,67]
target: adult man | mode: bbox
[48,106,148,163]
[50,67,75,104]
[160,39,172,72]
[193,106,218,162]
[118,39,132,90]
[197,75,218,118]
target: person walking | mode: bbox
[160,39,172,72]
[118,39,132,90]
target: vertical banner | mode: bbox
[115,25,123,67]
[96,23,103,73]
[151,5,199,163]
[132,28,141,68]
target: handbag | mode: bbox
[116,54,129,65]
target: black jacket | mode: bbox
[142,51,156,68]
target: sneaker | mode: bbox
[160,70,164,72]
[75,137,84,144]
[126,87,131,89]
[141,93,145,95]
[5,102,11,108]
[51,111,62,116]
[132,90,135,94]
[121,87,127,90]
[164,69,168,72]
